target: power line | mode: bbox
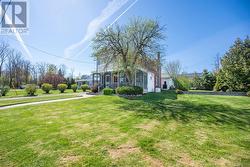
[0,0,12,25]
[6,36,94,64]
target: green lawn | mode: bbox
[1,89,82,98]
[0,95,78,107]
[0,92,249,166]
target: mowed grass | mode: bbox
[0,91,249,166]
[1,89,82,98]
[0,95,78,107]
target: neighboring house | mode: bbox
[180,72,202,79]
[92,53,162,93]
[76,75,92,88]
[161,73,174,90]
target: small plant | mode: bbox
[176,89,183,94]
[57,84,67,93]
[71,84,78,92]
[103,88,114,95]
[25,84,37,96]
[41,83,53,94]
[247,91,250,97]
[81,84,89,92]
[91,84,98,93]
[0,86,10,96]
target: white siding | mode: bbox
[147,71,155,92]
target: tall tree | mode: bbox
[0,41,10,77]
[92,17,165,85]
[164,60,182,79]
[215,36,250,91]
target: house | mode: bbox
[161,73,175,90]
[92,53,162,93]
[76,75,92,88]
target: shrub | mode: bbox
[71,84,78,92]
[133,86,143,95]
[41,83,52,94]
[91,84,98,93]
[57,84,67,93]
[25,84,37,96]
[116,86,143,95]
[176,89,183,94]
[81,84,89,92]
[247,91,250,97]
[0,86,10,96]
[103,88,114,95]
[173,77,191,91]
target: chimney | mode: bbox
[157,52,161,88]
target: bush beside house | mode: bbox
[116,86,143,95]
[103,88,114,95]
[81,84,89,92]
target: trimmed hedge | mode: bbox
[0,86,10,96]
[103,88,114,95]
[116,86,143,95]
[41,83,52,94]
[25,84,37,96]
[71,84,78,92]
[57,84,67,93]
[81,84,89,92]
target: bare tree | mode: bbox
[214,53,220,73]
[0,41,10,77]
[92,17,165,85]
[165,60,182,79]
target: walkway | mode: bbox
[0,94,95,110]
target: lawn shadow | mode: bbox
[118,91,250,130]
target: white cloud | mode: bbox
[64,0,131,58]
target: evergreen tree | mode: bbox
[215,36,250,91]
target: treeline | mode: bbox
[0,41,75,88]
[170,36,250,92]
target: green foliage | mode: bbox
[66,77,76,89]
[173,76,190,91]
[91,84,98,93]
[25,84,37,96]
[191,70,216,90]
[0,86,10,96]
[116,86,143,95]
[0,77,10,96]
[71,84,78,92]
[191,74,203,90]
[103,88,114,95]
[57,84,67,93]
[81,84,89,92]
[247,91,250,97]
[41,83,53,94]
[201,69,216,90]
[176,89,183,94]
[215,36,250,92]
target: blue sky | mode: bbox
[2,0,250,76]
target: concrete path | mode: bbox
[0,94,95,110]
